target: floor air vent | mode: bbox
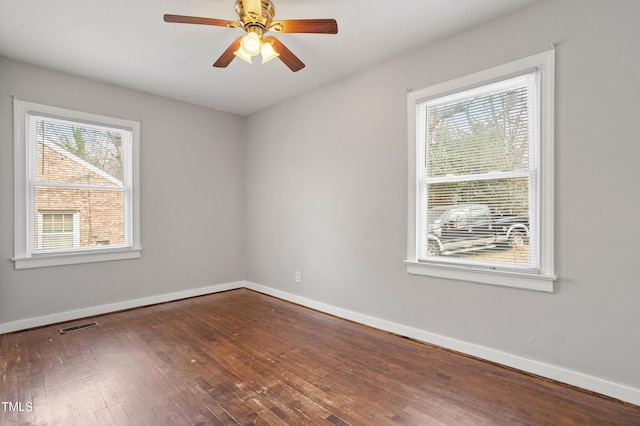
[59,321,99,334]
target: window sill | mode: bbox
[13,247,142,270]
[404,260,556,293]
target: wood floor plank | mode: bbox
[1,288,639,425]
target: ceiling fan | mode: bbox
[164,0,338,72]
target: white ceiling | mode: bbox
[0,0,537,116]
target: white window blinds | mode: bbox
[28,115,130,253]
[416,73,539,272]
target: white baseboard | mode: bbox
[0,281,244,335]
[244,281,640,407]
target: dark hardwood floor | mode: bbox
[1,289,639,425]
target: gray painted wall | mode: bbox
[0,58,245,323]
[245,0,640,390]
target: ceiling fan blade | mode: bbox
[241,0,262,21]
[266,36,305,72]
[164,14,236,28]
[270,19,338,34]
[213,37,243,68]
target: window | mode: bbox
[406,51,556,292]
[13,100,141,269]
[38,211,80,249]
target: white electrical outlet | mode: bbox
[295,271,301,283]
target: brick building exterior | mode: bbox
[34,142,124,250]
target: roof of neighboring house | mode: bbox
[42,140,123,186]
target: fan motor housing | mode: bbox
[235,0,275,29]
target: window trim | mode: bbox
[405,51,556,292]
[13,99,141,269]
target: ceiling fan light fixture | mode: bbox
[260,41,279,63]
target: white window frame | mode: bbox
[13,99,141,269]
[405,51,556,292]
